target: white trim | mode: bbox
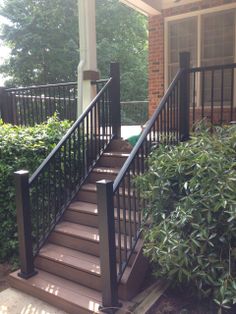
[165,3,236,22]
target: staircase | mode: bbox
[9,139,148,313]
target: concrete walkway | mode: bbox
[0,288,67,314]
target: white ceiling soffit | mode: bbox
[120,1,200,15]
[119,0,161,16]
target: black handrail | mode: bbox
[5,81,77,92]
[97,52,190,310]
[113,69,184,192]
[14,63,121,280]
[29,78,112,184]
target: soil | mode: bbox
[0,263,10,292]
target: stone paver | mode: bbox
[0,288,67,314]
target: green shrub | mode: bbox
[137,125,236,310]
[0,116,71,263]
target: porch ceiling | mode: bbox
[119,0,198,16]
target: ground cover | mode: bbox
[137,124,236,312]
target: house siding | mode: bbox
[148,0,236,118]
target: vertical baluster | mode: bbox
[211,70,214,127]
[63,142,67,202]
[116,191,122,276]
[47,163,51,230]
[230,68,234,122]
[68,136,72,195]
[122,180,128,263]
[220,69,224,125]
[131,162,137,239]
[192,71,196,129]
[127,171,133,250]
[201,70,205,120]
[170,92,173,144]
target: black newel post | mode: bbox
[110,62,121,139]
[97,180,119,312]
[179,52,190,141]
[15,170,37,279]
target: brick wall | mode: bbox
[148,0,236,118]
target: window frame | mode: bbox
[164,3,236,92]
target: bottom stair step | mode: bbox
[9,269,102,314]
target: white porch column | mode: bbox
[77,0,99,117]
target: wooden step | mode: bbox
[9,269,101,314]
[88,166,120,183]
[106,139,132,153]
[35,243,101,291]
[98,152,130,168]
[35,243,132,297]
[76,183,137,209]
[64,201,140,235]
[48,221,136,262]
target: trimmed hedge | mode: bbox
[136,125,236,311]
[0,116,71,263]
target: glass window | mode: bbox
[168,17,198,83]
[202,10,235,103]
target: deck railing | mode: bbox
[190,63,236,127]
[14,63,120,279]
[2,82,77,125]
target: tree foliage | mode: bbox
[0,0,148,100]
[136,125,236,310]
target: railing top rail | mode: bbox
[121,100,148,104]
[6,81,77,92]
[190,63,236,73]
[113,69,184,192]
[29,77,112,184]
[91,79,109,85]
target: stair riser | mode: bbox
[76,190,138,209]
[64,210,139,236]
[48,232,99,256]
[8,275,92,314]
[88,171,118,183]
[35,257,101,292]
[48,232,136,265]
[98,156,128,168]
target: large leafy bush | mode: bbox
[0,116,71,263]
[137,125,236,310]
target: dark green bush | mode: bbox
[137,125,236,311]
[0,116,71,263]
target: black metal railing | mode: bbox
[96,52,190,309]
[3,82,77,126]
[14,63,121,279]
[190,63,236,127]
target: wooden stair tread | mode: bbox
[38,243,131,283]
[92,166,120,174]
[9,269,101,313]
[103,152,130,158]
[68,201,138,221]
[38,243,101,275]
[81,183,135,195]
[53,221,133,250]
[54,221,100,242]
